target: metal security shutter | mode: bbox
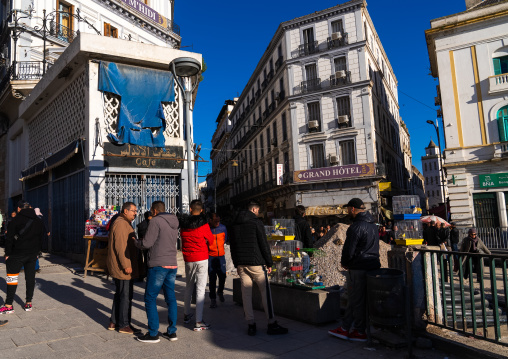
[473,193,500,228]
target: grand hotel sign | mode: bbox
[293,163,376,183]
[120,0,169,28]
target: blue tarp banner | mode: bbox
[99,61,175,148]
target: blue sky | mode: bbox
[174,0,467,179]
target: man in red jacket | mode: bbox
[180,200,213,331]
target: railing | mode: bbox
[327,32,348,49]
[298,41,319,57]
[169,20,180,36]
[12,61,49,80]
[293,73,352,95]
[49,21,77,43]
[275,56,283,70]
[419,248,508,345]
[300,78,321,93]
[458,228,508,249]
[330,71,351,87]
[489,73,508,95]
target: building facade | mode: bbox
[211,0,410,225]
[426,0,508,228]
[421,140,448,209]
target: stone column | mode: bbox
[497,191,507,227]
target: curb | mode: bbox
[422,331,506,359]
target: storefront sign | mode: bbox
[293,163,376,183]
[277,164,283,185]
[479,173,508,188]
[104,143,183,169]
[120,0,168,27]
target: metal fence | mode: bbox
[418,248,508,345]
[459,228,508,249]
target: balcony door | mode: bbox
[303,27,314,46]
[57,1,73,41]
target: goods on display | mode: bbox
[392,195,423,245]
[267,219,296,241]
[392,195,422,215]
[85,206,119,236]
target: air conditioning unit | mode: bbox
[330,155,338,164]
[335,70,346,79]
[308,120,319,129]
[331,32,342,40]
[337,115,349,124]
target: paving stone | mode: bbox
[1,343,54,359]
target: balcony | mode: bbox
[267,69,274,82]
[261,79,267,91]
[169,20,180,36]
[275,56,283,70]
[329,71,351,87]
[297,41,320,57]
[300,78,321,94]
[327,32,348,49]
[268,102,276,112]
[49,21,77,43]
[489,73,508,95]
[255,89,261,99]
[276,90,286,102]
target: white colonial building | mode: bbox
[0,0,201,258]
[426,0,508,228]
[422,139,448,209]
[210,0,412,225]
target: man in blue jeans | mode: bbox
[135,201,179,343]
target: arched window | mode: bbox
[498,105,508,142]
[493,55,508,75]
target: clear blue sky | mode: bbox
[174,0,467,179]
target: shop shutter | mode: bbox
[493,58,501,75]
[498,107,508,142]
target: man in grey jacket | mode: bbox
[135,201,179,344]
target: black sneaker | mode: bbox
[136,332,160,343]
[248,323,256,336]
[183,313,194,324]
[218,293,225,302]
[267,321,288,335]
[162,332,178,341]
[210,299,217,308]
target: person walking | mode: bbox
[231,200,288,336]
[460,228,491,280]
[135,201,179,343]
[106,202,142,335]
[207,212,228,309]
[180,200,213,331]
[426,221,440,246]
[438,223,450,247]
[294,205,313,249]
[328,198,380,342]
[449,222,460,253]
[0,201,45,314]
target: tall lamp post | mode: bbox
[169,57,201,205]
[426,119,448,221]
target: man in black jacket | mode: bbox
[329,198,380,342]
[1,201,45,314]
[294,205,313,248]
[230,201,288,336]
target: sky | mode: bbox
[174,0,467,179]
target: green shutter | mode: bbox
[493,58,502,75]
[498,107,508,142]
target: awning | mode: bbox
[305,206,345,217]
[21,139,82,180]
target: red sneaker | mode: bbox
[348,329,367,342]
[328,326,349,340]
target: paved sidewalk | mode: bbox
[0,250,455,359]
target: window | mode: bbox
[272,121,278,147]
[435,176,439,184]
[278,44,282,58]
[432,190,434,197]
[254,139,258,162]
[493,55,508,75]
[255,171,259,187]
[305,63,317,81]
[339,140,356,165]
[249,145,252,166]
[266,128,271,153]
[260,134,264,157]
[57,1,73,41]
[279,77,284,92]
[336,96,351,128]
[303,27,314,45]
[434,162,437,170]
[424,163,427,171]
[282,113,288,141]
[310,144,325,169]
[104,22,118,38]
[334,56,347,72]
[307,102,321,132]
[268,161,273,181]
[331,19,344,34]
[497,106,508,142]
[284,152,290,174]
[262,167,266,184]
[430,177,433,185]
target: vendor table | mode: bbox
[83,235,108,278]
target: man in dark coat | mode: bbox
[294,205,313,248]
[426,221,440,246]
[328,198,380,343]
[1,201,45,314]
[230,200,288,337]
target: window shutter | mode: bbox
[104,23,111,37]
[493,58,502,76]
[498,107,508,142]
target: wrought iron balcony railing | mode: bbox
[275,56,283,70]
[13,61,49,80]
[330,71,351,87]
[300,78,321,93]
[298,41,319,57]
[327,32,348,49]
[49,21,77,43]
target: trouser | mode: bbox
[184,260,208,323]
[5,254,38,305]
[145,267,178,337]
[110,279,134,328]
[237,265,275,325]
[208,256,226,300]
[342,269,368,333]
[463,257,483,280]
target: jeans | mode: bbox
[184,260,208,323]
[342,270,368,333]
[5,254,37,305]
[208,256,226,300]
[145,267,178,337]
[111,279,134,328]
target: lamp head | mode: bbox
[170,57,201,77]
[426,120,434,125]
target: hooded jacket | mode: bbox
[107,214,141,280]
[5,208,45,257]
[341,211,381,271]
[208,223,228,257]
[230,210,273,268]
[136,212,179,267]
[180,214,213,262]
[294,214,313,248]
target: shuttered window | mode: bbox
[498,106,508,142]
[331,19,344,34]
[310,144,325,169]
[339,140,356,165]
[334,57,347,72]
[282,113,288,141]
[305,63,317,80]
[336,96,351,117]
[303,28,314,45]
[493,56,508,75]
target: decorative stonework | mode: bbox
[28,71,86,166]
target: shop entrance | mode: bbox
[473,193,500,228]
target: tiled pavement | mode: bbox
[0,250,455,359]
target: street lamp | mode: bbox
[426,119,448,221]
[170,57,201,207]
